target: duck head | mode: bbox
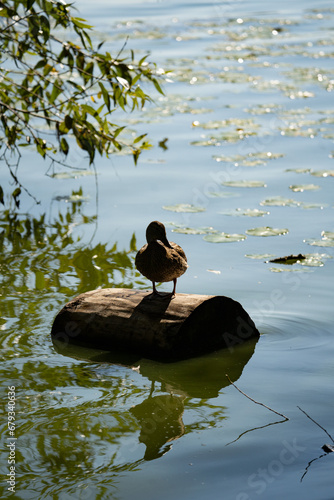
[146,221,173,248]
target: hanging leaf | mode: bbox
[133,149,140,165]
[98,82,111,111]
[133,134,147,144]
[60,138,69,156]
[49,82,63,104]
[26,0,36,9]
[153,78,164,95]
[129,233,137,252]
[71,17,93,30]
[12,188,21,208]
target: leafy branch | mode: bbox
[0,0,165,206]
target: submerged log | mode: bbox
[51,288,260,361]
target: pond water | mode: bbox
[1,0,334,499]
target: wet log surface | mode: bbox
[51,288,260,361]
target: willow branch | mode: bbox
[2,147,41,204]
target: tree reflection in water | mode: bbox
[0,191,143,350]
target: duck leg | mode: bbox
[171,278,177,296]
[152,282,162,295]
[151,282,165,297]
[150,281,176,298]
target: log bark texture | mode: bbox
[51,288,260,361]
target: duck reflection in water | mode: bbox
[52,321,259,462]
[130,393,186,461]
[128,339,258,461]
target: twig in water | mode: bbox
[226,374,289,420]
[298,406,334,482]
[300,452,328,482]
[297,406,334,444]
[226,418,286,447]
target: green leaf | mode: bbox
[81,104,98,117]
[26,0,36,10]
[12,188,21,208]
[43,64,53,76]
[133,150,140,165]
[40,15,50,42]
[98,82,111,112]
[34,59,47,70]
[60,138,69,156]
[71,17,93,30]
[64,115,73,130]
[132,74,141,86]
[49,82,63,104]
[152,78,164,95]
[76,53,85,71]
[35,139,46,158]
[129,233,137,252]
[133,133,147,144]
[138,55,149,66]
[83,61,94,83]
[113,126,126,138]
[134,86,147,100]
[68,80,85,93]
[82,30,92,49]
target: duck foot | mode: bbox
[146,291,174,300]
[146,281,176,299]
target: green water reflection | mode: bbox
[0,195,141,358]
[0,199,137,298]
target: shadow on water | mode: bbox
[53,338,258,460]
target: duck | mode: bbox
[135,221,188,297]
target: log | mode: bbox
[51,288,260,361]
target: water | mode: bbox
[1,0,334,498]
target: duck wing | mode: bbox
[135,241,187,283]
[170,242,187,263]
